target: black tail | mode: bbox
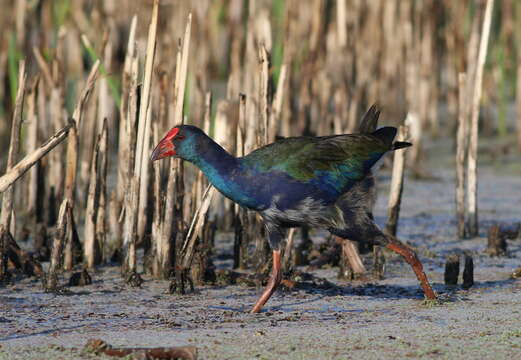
[358,104,380,134]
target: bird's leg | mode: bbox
[251,249,282,313]
[385,235,436,300]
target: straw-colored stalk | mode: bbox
[385,125,409,236]
[0,121,73,194]
[121,49,139,275]
[258,44,270,145]
[65,60,100,204]
[456,73,468,238]
[516,63,521,152]
[0,60,26,230]
[467,0,494,237]
[271,64,287,140]
[112,16,137,243]
[158,13,192,277]
[135,0,160,245]
[96,120,108,260]
[341,240,366,275]
[84,131,102,268]
[45,199,69,290]
[281,228,296,271]
[336,0,347,49]
[233,93,248,269]
[25,79,39,216]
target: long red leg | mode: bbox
[251,250,282,313]
[385,236,436,300]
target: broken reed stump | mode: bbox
[486,224,507,256]
[190,220,217,285]
[178,185,216,287]
[68,269,92,287]
[83,128,104,268]
[456,72,468,238]
[373,245,386,280]
[3,230,43,277]
[64,205,82,270]
[462,254,474,289]
[338,240,366,280]
[45,199,69,291]
[444,254,460,286]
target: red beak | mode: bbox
[151,137,176,161]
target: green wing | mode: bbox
[242,129,395,183]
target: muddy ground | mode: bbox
[1,139,520,359]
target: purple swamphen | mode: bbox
[151,105,436,313]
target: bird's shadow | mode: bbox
[272,275,518,309]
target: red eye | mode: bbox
[176,134,185,140]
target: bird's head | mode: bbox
[151,125,205,162]
[151,126,184,161]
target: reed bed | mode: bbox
[0,0,518,289]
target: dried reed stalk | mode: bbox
[0,122,73,194]
[336,0,347,49]
[258,44,270,144]
[385,125,409,236]
[45,199,69,290]
[456,73,468,238]
[112,16,137,243]
[121,43,140,275]
[96,120,108,260]
[0,60,26,231]
[271,64,287,140]
[135,0,160,245]
[84,130,102,268]
[66,60,100,204]
[467,0,494,237]
[25,79,39,216]
[123,177,139,274]
[233,94,248,269]
[162,13,192,277]
[517,63,521,152]
[281,228,296,271]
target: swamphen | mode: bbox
[151,105,436,313]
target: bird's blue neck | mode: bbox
[182,135,250,204]
[191,141,239,183]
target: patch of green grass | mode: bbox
[421,298,444,308]
[7,32,21,106]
